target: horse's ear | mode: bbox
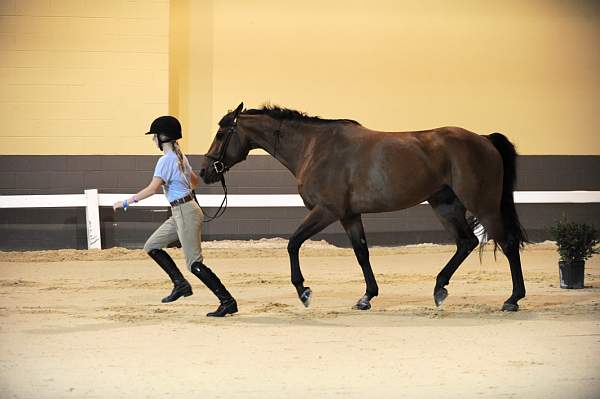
[233,102,244,120]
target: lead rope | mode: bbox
[196,175,228,223]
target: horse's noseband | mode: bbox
[212,160,225,174]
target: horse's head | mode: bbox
[199,102,253,184]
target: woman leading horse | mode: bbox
[198,103,527,312]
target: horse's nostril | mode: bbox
[199,168,205,177]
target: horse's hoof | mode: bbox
[501,302,519,312]
[299,287,312,307]
[352,296,371,310]
[434,287,448,307]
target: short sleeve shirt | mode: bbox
[153,151,193,203]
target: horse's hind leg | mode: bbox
[428,187,479,307]
[476,211,526,311]
[288,206,337,307]
[340,214,378,310]
[498,237,525,311]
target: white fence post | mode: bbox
[85,189,102,249]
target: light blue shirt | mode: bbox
[153,151,193,203]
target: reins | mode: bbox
[196,175,228,223]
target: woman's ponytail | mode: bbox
[173,141,186,173]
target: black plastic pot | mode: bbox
[559,260,585,289]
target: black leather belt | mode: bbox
[170,193,195,207]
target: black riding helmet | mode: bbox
[146,116,182,150]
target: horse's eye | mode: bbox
[216,132,224,140]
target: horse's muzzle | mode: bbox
[199,166,212,184]
[199,165,222,185]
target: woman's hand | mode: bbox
[113,200,124,211]
[113,178,161,213]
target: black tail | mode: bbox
[486,133,528,249]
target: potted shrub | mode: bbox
[550,218,599,289]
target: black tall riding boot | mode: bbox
[191,262,237,317]
[148,249,193,303]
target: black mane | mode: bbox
[242,105,361,126]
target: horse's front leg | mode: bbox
[287,206,336,307]
[341,214,378,310]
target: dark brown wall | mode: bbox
[1,155,599,250]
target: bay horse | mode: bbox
[198,103,527,312]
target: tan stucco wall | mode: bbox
[2,0,599,155]
[168,0,212,154]
[0,0,169,155]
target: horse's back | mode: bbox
[346,125,503,213]
[299,124,503,216]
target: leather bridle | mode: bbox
[201,115,282,222]
[200,119,240,222]
[205,122,238,177]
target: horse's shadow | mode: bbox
[223,307,538,328]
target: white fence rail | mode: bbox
[1,190,599,249]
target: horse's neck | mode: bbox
[247,123,306,176]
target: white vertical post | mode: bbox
[85,189,102,249]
